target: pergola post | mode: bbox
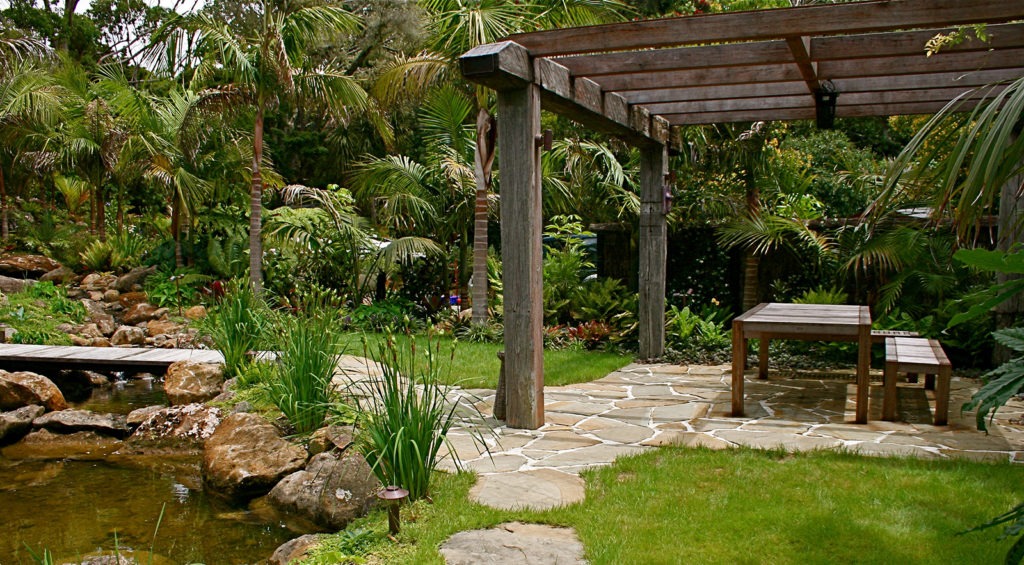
[497,83,545,429]
[638,145,668,360]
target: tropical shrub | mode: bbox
[348,299,421,331]
[666,305,731,356]
[268,305,346,434]
[146,269,211,310]
[356,330,482,500]
[201,281,269,379]
[793,286,848,305]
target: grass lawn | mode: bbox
[311,447,1024,565]
[337,331,632,389]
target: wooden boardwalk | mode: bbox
[0,343,226,373]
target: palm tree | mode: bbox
[150,1,370,293]
[374,0,631,324]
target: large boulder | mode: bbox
[267,452,380,531]
[123,302,167,325]
[0,405,45,444]
[184,305,207,320]
[114,265,157,291]
[110,325,146,346]
[147,319,183,337]
[202,412,307,500]
[32,409,129,438]
[40,265,76,283]
[1,428,121,461]
[165,361,224,405]
[0,254,61,277]
[128,403,222,444]
[118,291,149,309]
[0,275,34,294]
[269,534,321,565]
[0,370,67,411]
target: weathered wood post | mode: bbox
[639,145,668,360]
[460,42,545,429]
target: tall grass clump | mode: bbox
[356,328,485,500]
[203,280,268,379]
[267,305,345,434]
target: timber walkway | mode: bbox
[0,343,230,373]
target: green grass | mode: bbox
[339,331,631,389]
[0,287,80,345]
[307,447,1024,565]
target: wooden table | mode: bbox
[731,303,873,424]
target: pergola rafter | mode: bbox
[458,0,1024,429]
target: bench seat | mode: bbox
[883,337,952,425]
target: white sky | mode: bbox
[0,0,205,13]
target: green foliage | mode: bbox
[572,278,629,323]
[206,232,248,280]
[356,330,482,500]
[959,501,1024,565]
[268,306,346,434]
[78,232,152,273]
[299,528,373,565]
[349,299,421,331]
[145,269,211,309]
[27,281,61,300]
[666,304,731,358]
[201,281,269,379]
[793,286,848,305]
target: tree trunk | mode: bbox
[741,156,760,311]
[116,185,124,236]
[0,164,8,240]
[249,105,265,294]
[471,108,496,325]
[171,194,183,269]
[994,140,1024,364]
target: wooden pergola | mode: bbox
[459,0,1024,429]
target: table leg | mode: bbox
[758,336,769,379]
[732,320,746,417]
[882,360,897,421]
[934,367,951,426]
[855,324,870,424]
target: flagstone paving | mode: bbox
[438,363,1024,512]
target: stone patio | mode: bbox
[438,363,1024,512]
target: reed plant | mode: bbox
[356,328,485,500]
[202,280,269,380]
[266,306,346,434]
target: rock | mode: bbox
[85,274,118,291]
[102,289,120,302]
[308,426,354,457]
[0,370,67,411]
[91,337,111,347]
[88,291,104,301]
[126,405,165,428]
[165,361,224,405]
[0,254,61,277]
[1,429,121,461]
[110,325,146,346]
[129,404,222,445]
[231,401,252,414]
[0,275,34,294]
[123,302,168,325]
[80,273,102,287]
[184,305,207,320]
[33,409,129,438]
[97,317,117,336]
[71,335,92,346]
[267,452,380,530]
[269,534,321,565]
[62,555,134,565]
[118,291,148,309]
[439,522,587,565]
[114,265,157,291]
[41,266,76,283]
[147,319,183,337]
[74,323,103,339]
[211,390,235,404]
[469,469,585,511]
[202,412,307,500]
[55,323,74,333]
[0,405,45,444]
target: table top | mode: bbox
[734,303,871,337]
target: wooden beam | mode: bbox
[835,98,984,117]
[812,22,1024,61]
[459,41,532,90]
[818,48,1024,79]
[638,145,668,361]
[786,36,819,92]
[497,83,545,430]
[832,68,1024,93]
[665,107,816,125]
[620,81,810,104]
[507,0,1024,57]
[595,63,802,92]
[558,40,792,76]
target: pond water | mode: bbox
[71,375,169,414]
[0,456,294,564]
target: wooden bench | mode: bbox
[883,337,952,425]
[870,329,920,344]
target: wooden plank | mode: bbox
[558,40,793,76]
[604,92,629,126]
[535,57,571,99]
[643,94,812,115]
[0,344,57,357]
[835,99,985,118]
[620,81,810,105]
[786,35,819,92]
[507,0,1024,57]
[497,83,545,430]
[739,321,861,337]
[818,48,1024,79]
[733,302,770,323]
[665,107,815,125]
[573,76,603,114]
[629,105,651,137]
[833,68,1024,93]
[458,41,533,90]
[595,63,802,92]
[812,22,1024,61]
[650,116,670,145]
[638,145,668,361]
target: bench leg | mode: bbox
[906,372,918,384]
[758,337,769,379]
[731,322,747,417]
[883,361,898,421]
[924,374,935,391]
[934,368,951,426]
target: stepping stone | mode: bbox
[714,430,842,451]
[641,431,730,449]
[532,443,650,468]
[847,442,937,459]
[545,401,609,416]
[469,469,584,510]
[651,403,709,422]
[441,522,587,565]
[527,431,600,451]
[591,423,655,444]
[462,454,528,473]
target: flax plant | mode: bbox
[356,328,484,500]
[203,280,268,380]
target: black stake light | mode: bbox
[377,485,409,536]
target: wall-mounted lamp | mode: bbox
[814,81,839,129]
